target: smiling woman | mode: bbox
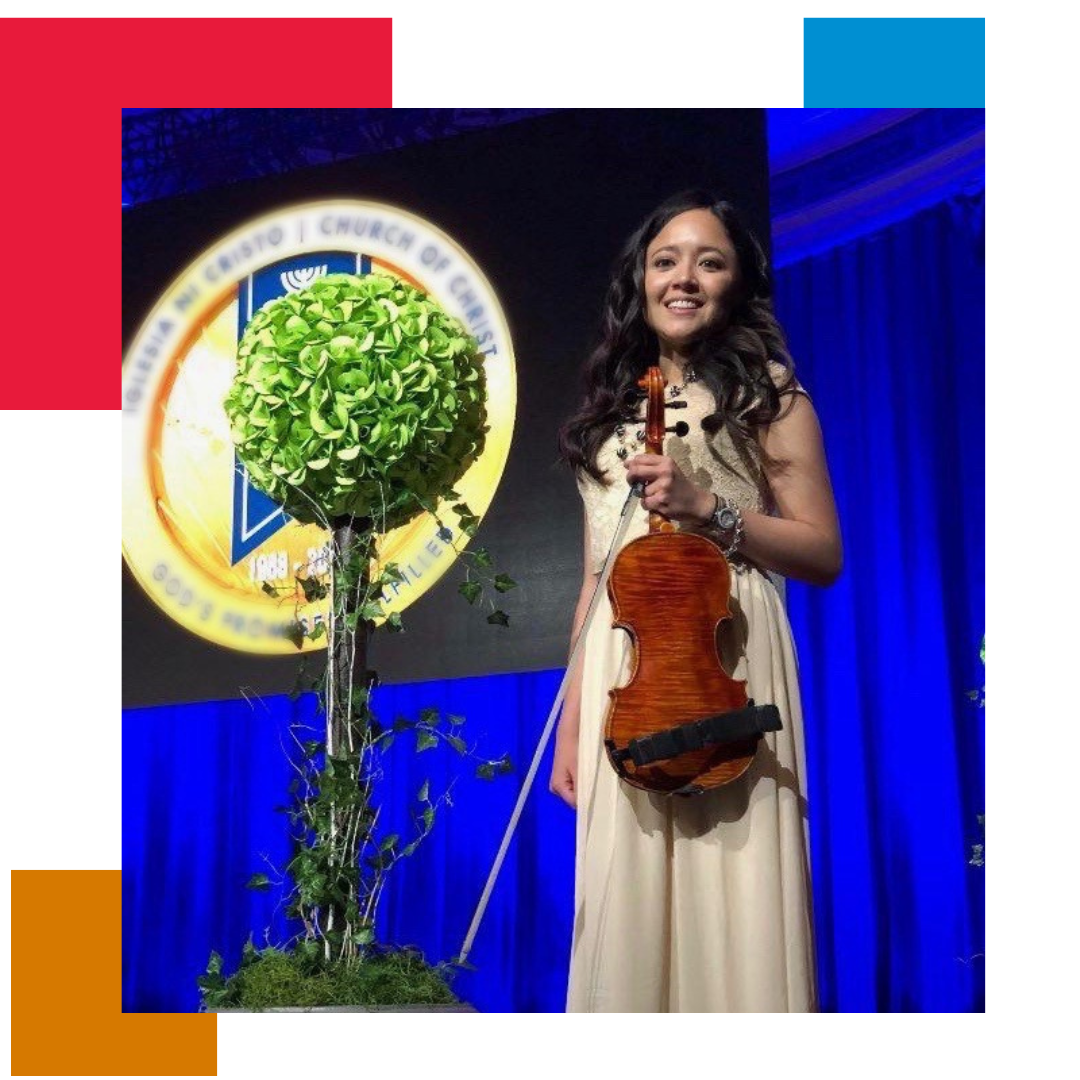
[555,190,841,1013]
[643,208,741,367]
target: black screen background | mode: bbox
[122,109,769,707]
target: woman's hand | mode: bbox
[624,454,713,525]
[550,722,578,809]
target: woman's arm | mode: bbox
[739,394,842,586]
[624,394,842,587]
[549,516,598,809]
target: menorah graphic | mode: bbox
[279,265,329,292]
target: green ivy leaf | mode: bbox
[493,573,517,593]
[417,780,430,802]
[245,873,272,892]
[486,609,510,627]
[298,575,329,602]
[452,503,480,533]
[459,580,483,605]
[298,938,321,962]
[360,601,385,622]
[416,730,438,752]
[381,562,408,586]
[240,937,258,967]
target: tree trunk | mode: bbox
[324,516,373,958]
[329,517,373,757]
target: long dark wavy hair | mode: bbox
[558,190,796,484]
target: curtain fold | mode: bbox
[775,190,985,1012]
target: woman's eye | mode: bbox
[701,258,724,269]
[653,258,674,268]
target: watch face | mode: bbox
[717,507,737,531]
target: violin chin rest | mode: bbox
[614,702,782,770]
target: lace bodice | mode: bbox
[577,379,777,575]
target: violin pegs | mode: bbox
[665,421,690,437]
[667,400,688,410]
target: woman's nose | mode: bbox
[673,262,699,288]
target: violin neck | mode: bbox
[641,366,676,534]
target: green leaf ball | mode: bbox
[225,273,488,528]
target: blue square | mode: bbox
[805,18,984,107]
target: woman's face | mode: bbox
[643,208,740,357]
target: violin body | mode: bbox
[603,530,758,793]
[601,365,777,795]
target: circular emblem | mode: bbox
[122,199,516,653]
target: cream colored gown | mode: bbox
[568,378,816,1012]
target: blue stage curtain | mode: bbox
[122,672,575,1015]
[123,694,318,1012]
[123,191,984,1014]
[775,190,985,1012]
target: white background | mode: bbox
[3,4,1072,1078]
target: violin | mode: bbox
[602,366,781,795]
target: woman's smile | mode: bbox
[643,208,740,358]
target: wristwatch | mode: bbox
[710,496,739,534]
[706,494,744,557]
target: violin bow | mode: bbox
[456,480,644,966]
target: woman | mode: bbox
[553,191,841,1012]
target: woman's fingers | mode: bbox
[624,454,671,481]
[626,457,677,513]
[551,783,576,809]
[549,770,577,809]
[626,457,670,502]
[624,453,704,521]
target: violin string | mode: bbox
[456,481,645,966]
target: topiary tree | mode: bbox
[203,272,512,1008]
[226,272,488,530]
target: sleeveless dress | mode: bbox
[568,378,816,1012]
